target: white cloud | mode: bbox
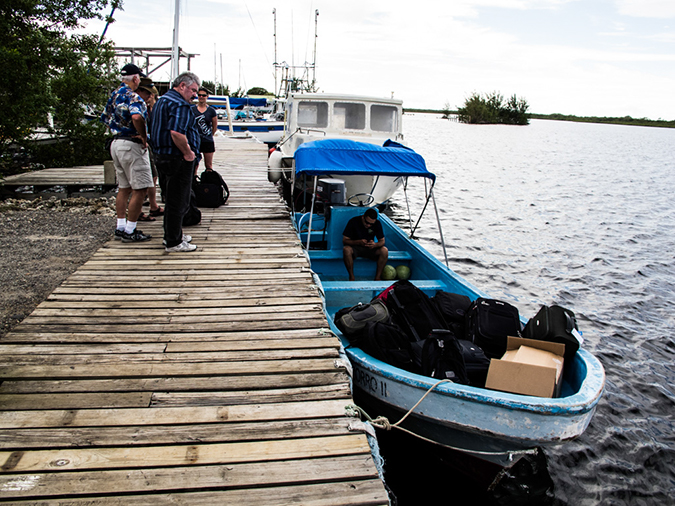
[615,0,675,18]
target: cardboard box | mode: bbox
[485,336,565,398]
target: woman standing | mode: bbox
[191,87,218,175]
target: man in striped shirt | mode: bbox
[150,72,202,253]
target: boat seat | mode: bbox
[309,250,413,261]
[320,279,446,292]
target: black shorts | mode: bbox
[200,139,215,153]
[351,245,379,260]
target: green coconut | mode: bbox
[382,264,397,280]
[396,265,411,280]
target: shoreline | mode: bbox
[0,197,115,337]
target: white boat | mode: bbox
[292,139,606,469]
[208,96,285,145]
[268,92,407,206]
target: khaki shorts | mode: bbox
[111,139,153,190]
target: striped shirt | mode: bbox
[150,89,200,157]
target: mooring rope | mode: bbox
[345,379,538,460]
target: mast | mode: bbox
[313,9,318,86]
[273,8,278,97]
[171,0,180,80]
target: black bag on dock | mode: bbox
[384,280,448,342]
[457,339,491,387]
[199,169,230,205]
[418,329,469,384]
[432,291,472,339]
[182,188,202,226]
[465,298,522,359]
[335,299,390,337]
[522,305,581,361]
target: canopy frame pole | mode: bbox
[306,176,319,250]
[402,177,413,234]
[410,179,435,239]
[430,188,449,267]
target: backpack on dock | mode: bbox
[194,169,229,208]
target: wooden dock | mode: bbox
[0,138,389,504]
[0,165,117,196]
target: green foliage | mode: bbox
[201,80,230,96]
[529,113,675,129]
[457,92,530,125]
[247,87,272,96]
[0,0,120,175]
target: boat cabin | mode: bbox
[280,93,404,158]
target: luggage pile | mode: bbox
[335,279,582,389]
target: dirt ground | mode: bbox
[0,197,116,337]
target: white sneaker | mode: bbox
[165,240,197,253]
[162,234,192,246]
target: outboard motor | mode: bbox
[317,178,346,205]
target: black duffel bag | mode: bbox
[522,304,581,362]
[465,298,522,359]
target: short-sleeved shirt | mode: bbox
[150,89,201,157]
[343,215,384,242]
[100,83,147,136]
[191,105,218,141]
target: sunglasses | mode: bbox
[198,94,208,97]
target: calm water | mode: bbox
[381,114,675,505]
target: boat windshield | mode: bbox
[334,102,366,130]
[298,101,329,127]
[371,105,398,132]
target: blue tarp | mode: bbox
[294,139,435,181]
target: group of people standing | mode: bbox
[101,63,219,252]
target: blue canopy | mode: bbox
[208,97,268,109]
[294,139,435,181]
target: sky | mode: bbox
[79,0,675,120]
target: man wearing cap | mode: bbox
[100,63,153,243]
[150,71,202,253]
[136,77,163,219]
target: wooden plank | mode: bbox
[0,435,370,472]
[0,392,152,410]
[1,328,334,343]
[0,399,350,428]
[0,371,349,394]
[0,418,354,449]
[0,461,387,504]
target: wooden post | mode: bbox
[103,160,116,185]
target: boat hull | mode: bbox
[347,342,603,466]
[217,121,284,145]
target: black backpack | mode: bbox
[335,299,390,337]
[182,188,202,226]
[383,280,449,342]
[432,291,472,340]
[465,298,522,359]
[418,329,469,384]
[196,169,229,207]
[350,321,416,372]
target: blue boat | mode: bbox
[291,139,606,467]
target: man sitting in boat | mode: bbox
[343,208,389,281]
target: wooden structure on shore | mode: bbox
[0,164,117,197]
[0,138,389,504]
